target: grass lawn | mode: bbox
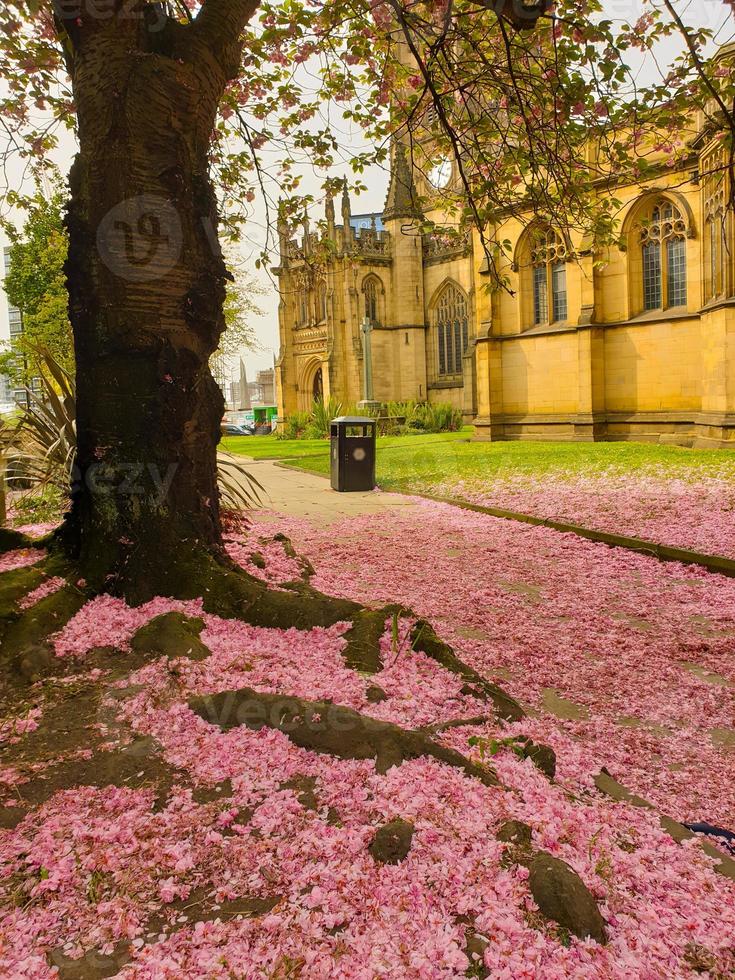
[221,428,735,493]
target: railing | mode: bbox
[423,231,471,263]
[353,228,391,259]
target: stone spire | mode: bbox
[383,143,422,222]
[277,200,290,268]
[341,180,351,228]
[325,193,335,237]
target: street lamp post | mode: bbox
[358,316,381,414]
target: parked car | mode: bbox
[221,423,254,437]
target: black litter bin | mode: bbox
[330,416,376,492]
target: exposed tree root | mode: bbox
[178,552,362,630]
[3,737,179,829]
[0,564,48,620]
[188,687,499,787]
[420,716,493,735]
[272,532,315,582]
[131,612,209,662]
[48,890,282,979]
[411,620,524,722]
[0,540,523,743]
[1,585,87,684]
[342,605,405,673]
[48,938,134,980]
[138,554,520,722]
[369,818,414,864]
[0,527,35,553]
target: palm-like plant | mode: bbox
[309,395,343,437]
[217,451,264,511]
[0,416,14,525]
[9,351,76,492]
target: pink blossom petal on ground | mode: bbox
[432,469,735,558]
[0,707,42,746]
[4,495,735,977]
[53,596,205,658]
[225,531,304,585]
[255,500,735,825]
[18,576,66,610]
[13,522,60,539]
[0,548,46,574]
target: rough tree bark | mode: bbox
[55,0,259,599]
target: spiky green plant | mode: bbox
[276,410,311,440]
[307,395,343,438]
[7,350,76,493]
[0,416,13,525]
[217,451,265,511]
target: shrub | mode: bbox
[280,397,343,440]
[279,398,463,440]
[306,396,343,438]
[276,411,311,440]
[426,402,463,432]
[407,402,462,433]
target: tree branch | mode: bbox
[193,0,261,78]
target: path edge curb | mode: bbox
[270,461,735,578]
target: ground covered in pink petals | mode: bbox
[1,497,735,978]
[258,500,735,825]
[0,548,46,574]
[426,469,735,558]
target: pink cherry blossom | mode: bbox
[18,576,66,610]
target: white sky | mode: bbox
[1,0,733,374]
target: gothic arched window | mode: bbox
[530,228,568,325]
[362,276,382,326]
[364,278,377,324]
[703,154,729,302]
[639,199,688,310]
[435,283,469,376]
[297,285,309,326]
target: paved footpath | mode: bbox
[239,457,418,525]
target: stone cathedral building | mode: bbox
[275,102,735,447]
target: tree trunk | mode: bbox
[59,11,244,599]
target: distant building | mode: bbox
[1,246,26,413]
[230,367,275,410]
[211,351,277,416]
[255,368,275,405]
[0,372,12,414]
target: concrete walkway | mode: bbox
[235,457,418,526]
